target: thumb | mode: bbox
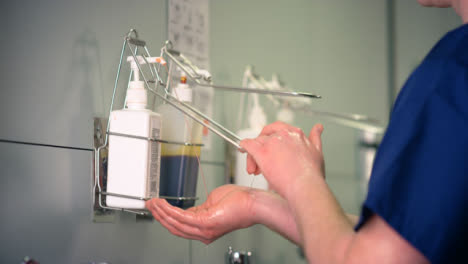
[240,138,262,155]
[309,124,324,152]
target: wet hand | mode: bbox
[146,184,256,244]
[240,121,325,199]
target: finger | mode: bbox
[260,121,300,136]
[154,203,211,243]
[163,212,213,242]
[154,201,201,238]
[187,205,201,212]
[309,124,324,152]
[156,201,217,244]
[146,199,164,221]
[240,138,263,157]
[240,133,267,153]
[254,163,262,175]
[146,199,155,210]
[242,136,267,173]
[155,203,211,240]
[156,199,207,229]
[246,154,258,174]
[240,138,265,171]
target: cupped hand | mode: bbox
[146,184,256,244]
[240,121,325,199]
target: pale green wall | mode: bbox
[394,1,461,95]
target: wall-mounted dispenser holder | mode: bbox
[93,29,205,217]
[93,29,320,217]
[93,117,202,217]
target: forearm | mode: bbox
[247,188,357,248]
[286,176,355,263]
[250,189,301,245]
[239,121,427,263]
[276,177,427,264]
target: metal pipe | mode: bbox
[144,46,165,86]
[107,131,204,146]
[162,47,322,99]
[200,83,321,98]
[148,88,243,149]
[165,93,242,141]
[93,38,128,203]
[300,108,385,134]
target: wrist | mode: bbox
[248,188,285,225]
[248,188,266,225]
[248,188,302,244]
[284,175,315,202]
[279,164,325,202]
[284,172,327,210]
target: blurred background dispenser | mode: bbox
[106,55,162,209]
[157,70,203,209]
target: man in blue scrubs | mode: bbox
[147,1,467,263]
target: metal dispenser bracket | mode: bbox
[93,29,321,216]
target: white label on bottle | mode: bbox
[148,127,160,198]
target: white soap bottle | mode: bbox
[106,57,162,209]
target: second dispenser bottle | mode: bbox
[157,74,203,208]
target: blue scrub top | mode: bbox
[356,24,468,263]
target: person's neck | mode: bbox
[456,1,468,23]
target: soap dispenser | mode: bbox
[157,73,203,208]
[106,56,162,209]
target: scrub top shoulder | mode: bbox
[356,24,468,264]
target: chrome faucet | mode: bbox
[226,246,252,264]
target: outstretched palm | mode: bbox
[146,184,256,244]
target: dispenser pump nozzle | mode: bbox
[126,56,167,83]
[126,56,146,109]
[125,56,167,109]
[172,73,192,103]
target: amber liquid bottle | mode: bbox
[157,76,202,208]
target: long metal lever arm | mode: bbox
[299,108,385,134]
[199,83,321,98]
[165,94,242,142]
[162,46,321,99]
[148,89,243,149]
